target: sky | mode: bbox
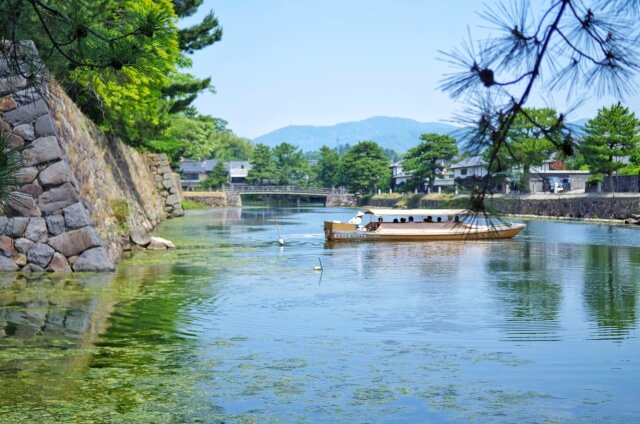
[184,1,640,139]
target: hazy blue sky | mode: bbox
[184,1,639,138]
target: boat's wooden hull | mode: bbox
[324,221,525,242]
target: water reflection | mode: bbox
[583,245,638,339]
[1,209,639,423]
[0,261,223,422]
[486,243,562,341]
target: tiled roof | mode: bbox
[450,156,486,169]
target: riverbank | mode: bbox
[366,192,640,224]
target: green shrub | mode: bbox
[181,199,206,210]
[110,198,130,234]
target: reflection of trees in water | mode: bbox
[487,243,561,340]
[583,245,638,338]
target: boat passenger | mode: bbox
[348,211,364,226]
[393,218,399,223]
[437,217,442,223]
[378,217,383,223]
[426,216,433,223]
[400,217,407,223]
[454,216,460,222]
[408,216,414,222]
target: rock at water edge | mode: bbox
[72,247,115,272]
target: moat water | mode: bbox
[1,207,639,423]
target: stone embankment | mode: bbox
[184,191,357,208]
[0,42,181,272]
[367,193,640,223]
[146,154,184,218]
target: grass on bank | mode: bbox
[181,199,207,210]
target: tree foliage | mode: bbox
[403,133,458,192]
[337,141,390,193]
[247,144,276,185]
[272,143,308,185]
[442,0,640,210]
[313,146,340,187]
[581,102,640,177]
[486,107,564,191]
[199,160,228,190]
[0,0,224,146]
[0,132,25,212]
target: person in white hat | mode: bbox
[348,211,364,226]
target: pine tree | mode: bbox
[581,103,640,179]
[403,134,458,192]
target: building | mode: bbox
[450,156,489,180]
[390,159,455,192]
[179,159,252,190]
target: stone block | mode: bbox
[38,160,73,187]
[2,98,48,126]
[38,182,80,215]
[11,88,41,106]
[22,136,62,166]
[0,235,15,257]
[6,217,29,237]
[13,123,35,141]
[166,194,180,206]
[72,247,114,272]
[0,96,17,112]
[0,117,9,133]
[0,256,18,271]
[24,217,48,243]
[26,242,54,267]
[22,263,45,273]
[48,226,102,257]
[8,194,40,217]
[148,236,175,249]
[0,76,27,96]
[16,167,38,184]
[14,238,34,254]
[7,134,24,148]
[162,178,173,189]
[13,253,27,266]
[21,183,43,198]
[34,114,56,138]
[47,252,71,272]
[45,215,65,236]
[130,229,151,247]
[0,217,7,234]
[63,202,91,229]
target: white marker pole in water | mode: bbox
[314,258,323,271]
[275,220,285,246]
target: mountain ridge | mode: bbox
[252,116,461,153]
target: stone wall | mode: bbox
[325,193,357,207]
[367,192,640,221]
[0,42,174,272]
[485,194,640,220]
[145,154,184,218]
[183,192,234,207]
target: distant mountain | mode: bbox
[252,116,461,153]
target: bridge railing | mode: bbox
[222,185,341,195]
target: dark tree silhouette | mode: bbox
[441,0,640,212]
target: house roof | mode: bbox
[179,159,252,176]
[450,156,486,169]
[179,159,218,174]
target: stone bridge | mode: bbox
[185,185,357,207]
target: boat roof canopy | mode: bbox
[364,208,469,217]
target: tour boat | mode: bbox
[324,208,525,242]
